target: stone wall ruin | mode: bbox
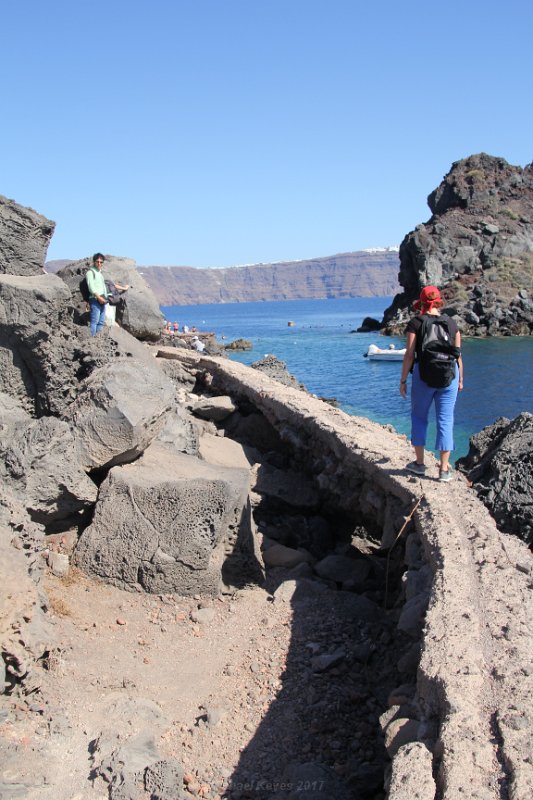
[159,349,533,800]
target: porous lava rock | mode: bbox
[0,486,49,695]
[75,443,256,595]
[456,412,533,546]
[0,393,97,524]
[381,153,533,337]
[64,358,175,470]
[0,194,54,277]
[0,273,73,412]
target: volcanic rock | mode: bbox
[381,154,533,336]
[192,395,237,422]
[0,486,49,695]
[251,354,306,390]
[225,338,253,351]
[356,316,382,332]
[74,443,256,595]
[456,412,533,545]
[387,741,435,799]
[64,358,175,470]
[0,194,54,277]
[0,395,97,524]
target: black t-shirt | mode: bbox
[406,314,459,361]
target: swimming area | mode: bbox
[161,297,533,461]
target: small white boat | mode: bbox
[365,344,406,361]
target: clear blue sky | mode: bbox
[2,0,532,267]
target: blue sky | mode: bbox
[2,0,532,267]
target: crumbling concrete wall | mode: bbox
[162,349,533,800]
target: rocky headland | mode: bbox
[380,153,533,336]
[1,191,532,800]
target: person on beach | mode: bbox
[86,253,109,336]
[399,286,463,482]
[191,335,205,353]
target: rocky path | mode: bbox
[1,548,406,800]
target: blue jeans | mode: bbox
[89,298,107,336]
[411,363,459,452]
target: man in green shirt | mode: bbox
[86,253,109,335]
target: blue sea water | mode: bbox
[161,297,533,461]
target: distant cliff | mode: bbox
[139,250,401,305]
[381,153,533,336]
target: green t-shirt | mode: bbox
[85,265,108,299]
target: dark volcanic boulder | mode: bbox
[225,338,253,351]
[75,443,256,595]
[0,195,55,276]
[456,412,533,546]
[356,316,381,332]
[0,393,97,524]
[64,358,175,470]
[57,256,164,341]
[251,354,306,390]
[0,485,49,695]
[0,272,75,413]
[381,154,533,337]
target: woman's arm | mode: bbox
[399,332,416,397]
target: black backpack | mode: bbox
[105,280,123,306]
[416,315,460,388]
[79,275,91,302]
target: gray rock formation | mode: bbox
[138,249,401,305]
[0,273,73,412]
[0,393,97,524]
[356,316,382,332]
[64,358,175,470]
[191,395,237,422]
[0,194,54,276]
[381,154,533,336]
[74,443,256,595]
[225,338,253,351]
[456,412,533,545]
[0,272,173,418]
[57,256,164,341]
[251,354,306,390]
[156,406,199,455]
[0,485,49,695]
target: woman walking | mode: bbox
[399,286,463,482]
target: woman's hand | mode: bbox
[399,380,408,397]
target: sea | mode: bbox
[161,297,533,462]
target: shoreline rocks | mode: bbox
[457,412,533,546]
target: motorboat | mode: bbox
[364,344,406,361]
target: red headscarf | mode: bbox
[413,285,443,312]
